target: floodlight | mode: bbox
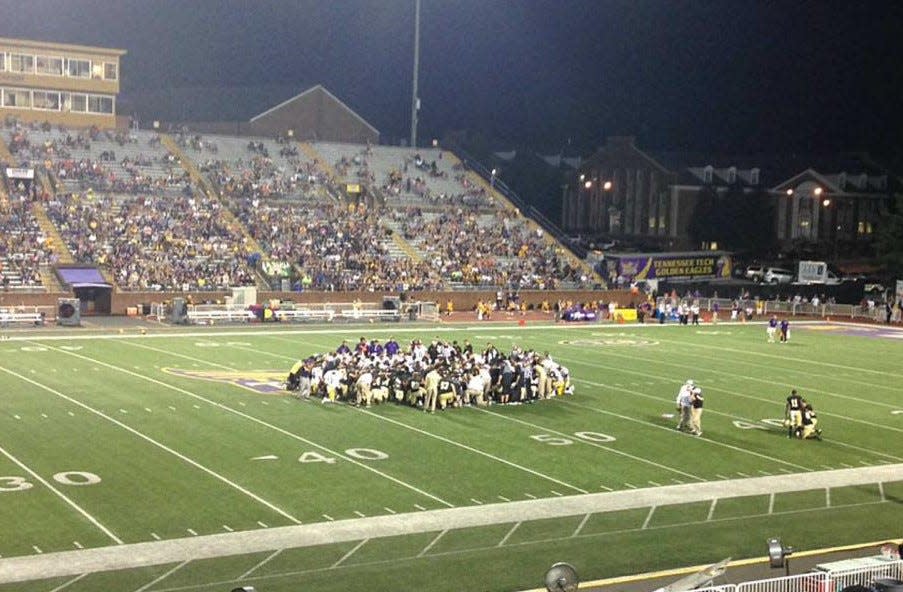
[603,180,613,191]
[584,180,593,189]
[822,199,831,207]
[491,168,497,176]
[579,174,585,181]
[767,538,794,574]
[813,186,823,196]
[786,188,794,195]
[544,562,579,592]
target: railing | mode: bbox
[683,559,903,592]
[653,297,893,322]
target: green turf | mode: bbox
[0,321,900,592]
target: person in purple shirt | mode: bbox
[780,319,790,343]
[767,315,778,343]
[369,339,385,357]
[384,337,400,356]
[336,340,351,355]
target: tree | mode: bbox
[688,186,776,253]
[876,195,903,278]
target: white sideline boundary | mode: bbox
[0,464,899,584]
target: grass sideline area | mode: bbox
[0,321,901,590]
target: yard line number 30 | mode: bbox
[0,471,101,493]
[530,432,616,446]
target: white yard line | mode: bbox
[572,513,592,537]
[1,364,303,526]
[133,560,190,592]
[355,407,588,494]
[497,522,521,546]
[768,492,776,514]
[707,499,718,521]
[562,352,903,441]
[48,573,87,592]
[0,437,123,545]
[331,539,368,568]
[47,341,454,509]
[641,506,656,529]
[826,488,831,508]
[237,549,282,580]
[0,464,898,585]
[473,407,704,481]
[417,530,447,557]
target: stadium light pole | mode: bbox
[410,0,421,148]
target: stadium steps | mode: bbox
[444,151,606,285]
[161,134,271,287]
[0,134,13,165]
[382,218,423,262]
[38,265,64,293]
[298,142,339,180]
[32,202,74,265]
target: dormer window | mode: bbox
[750,168,760,185]
[703,165,713,184]
[838,172,846,188]
[860,173,868,189]
[727,167,737,184]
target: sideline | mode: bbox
[0,464,899,584]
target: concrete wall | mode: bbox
[1,289,636,316]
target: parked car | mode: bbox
[745,265,765,282]
[764,267,794,284]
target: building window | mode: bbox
[0,53,6,72]
[2,88,32,108]
[9,54,35,73]
[104,62,118,80]
[727,167,736,184]
[36,55,63,76]
[703,166,713,184]
[67,58,91,78]
[91,62,104,80]
[69,93,87,112]
[750,168,760,185]
[88,94,114,114]
[33,90,61,111]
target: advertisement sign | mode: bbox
[616,253,732,280]
[5,167,34,180]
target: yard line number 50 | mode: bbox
[530,432,616,446]
[0,471,101,493]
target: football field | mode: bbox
[0,320,901,591]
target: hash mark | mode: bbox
[624,483,637,489]
[119,409,128,414]
[353,510,367,518]
[187,528,197,536]
[497,495,511,501]
[414,504,427,511]
[222,525,234,532]
[13,415,20,420]
[145,408,153,413]
[524,493,537,499]
[68,411,75,417]
[648,481,662,487]
[261,401,269,405]
[671,479,685,484]
[821,465,833,470]
[736,471,750,477]
[257,521,269,528]
[716,474,730,480]
[384,507,397,514]
[73,541,83,549]
[41,413,48,419]
[323,514,335,521]
[550,491,563,497]
[758,470,772,476]
[32,545,43,554]
[150,532,161,540]
[860,460,872,466]
[599,484,613,491]
[193,404,200,409]
[168,406,177,411]
[239,402,247,407]
[841,463,854,468]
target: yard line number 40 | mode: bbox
[0,471,101,493]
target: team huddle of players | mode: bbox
[285,337,574,410]
[785,389,822,440]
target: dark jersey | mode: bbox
[787,394,803,411]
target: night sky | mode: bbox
[4,0,902,156]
